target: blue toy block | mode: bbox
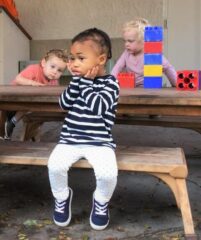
[144,76,163,88]
[144,26,163,42]
[144,54,162,65]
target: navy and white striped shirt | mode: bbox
[59,74,119,149]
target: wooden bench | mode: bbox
[116,115,201,134]
[0,141,196,239]
[20,112,201,141]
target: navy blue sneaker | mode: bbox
[90,194,109,230]
[53,188,73,227]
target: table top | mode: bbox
[0,85,201,106]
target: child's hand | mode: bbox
[67,62,74,75]
[84,66,99,79]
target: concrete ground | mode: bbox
[0,122,201,240]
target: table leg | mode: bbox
[0,110,6,138]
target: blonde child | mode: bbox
[48,28,119,230]
[111,18,177,87]
[4,49,68,140]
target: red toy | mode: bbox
[117,72,135,88]
[144,42,162,53]
[176,70,200,91]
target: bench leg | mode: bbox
[152,173,180,208]
[176,179,196,239]
[151,173,195,238]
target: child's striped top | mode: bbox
[59,75,119,149]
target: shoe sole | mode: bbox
[90,217,109,230]
[53,188,73,227]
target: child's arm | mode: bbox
[79,75,119,115]
[163,57,177,87]
[111,51,127,77]
[15,73,46,86]
[59,77,80,111]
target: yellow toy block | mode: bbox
[144,65,162,76]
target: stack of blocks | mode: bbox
[144,26,163,88]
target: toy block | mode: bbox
[176,70,200,91]
[144,26,163,42]
[144,65,162,76]
[144,42,163,53]
[144,76,163,88]
[144,54,162,65]
[117,72,135,88]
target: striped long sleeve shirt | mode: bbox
[59,74,120,149]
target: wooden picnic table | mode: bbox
[0,85,201,136]
[0,85,198,239]
[0,85,201,113]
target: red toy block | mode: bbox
[117,72,135,88]
[144,42,162,53]
[176,70,200,91]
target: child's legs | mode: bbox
[48,144,82,201]
[85,146,118,204]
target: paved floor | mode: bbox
[0,122,201,240]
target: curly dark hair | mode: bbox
[72,28,112,60]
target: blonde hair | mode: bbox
[123,18,150,41]
[44,49,68,63]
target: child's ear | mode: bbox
[99,54,107,66]
[41,59,46,67]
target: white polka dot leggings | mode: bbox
[48,144,118,204]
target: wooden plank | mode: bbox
[23,112,66,122]
[22,112,201,130]
[116,115,201,132]
[19,113,201,141]
[117,105,201,116]
[0,142,187,177]
[0,86,201,106]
